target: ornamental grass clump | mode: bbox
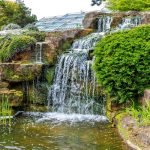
[0,95,12,126]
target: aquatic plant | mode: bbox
[0,95,12,126]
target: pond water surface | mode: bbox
[0,114,129,150]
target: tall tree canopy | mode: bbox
[0,0,37,29]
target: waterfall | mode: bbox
[97,16,112,33]
[112,16,142,32]
[36,42,43,63]
[23,14,142,123]
[47,32,105,115]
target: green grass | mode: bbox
[126,100,150,126]
[0,95,12,126]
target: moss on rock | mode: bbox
[0,63,42,82]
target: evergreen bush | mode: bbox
[94,25,150,103]
[108,0,150,11]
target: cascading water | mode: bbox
[119,16,141,29]
[44,15,142,123]
[112,16,142,32]
[43,28,109,125]
[25,15,142,123]
[35,42,43,63]
[97,16,112,32]
[48,33,105,115]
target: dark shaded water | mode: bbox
[0,116,128,150]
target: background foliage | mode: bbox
[94,25,150,103]
[0,0,37,29]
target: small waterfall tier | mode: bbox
[48,33,105,115]
[97,15,141,33]
[36,42,43,63]
[118,16,141,30]
[72,33,104,50]
[35,42,48,64]
[98,16,113,32]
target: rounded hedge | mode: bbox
[94,25,150,103]
[108,0,150,11]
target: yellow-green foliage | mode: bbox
[108,0,150,11]
[126,101,150,126]
[94,25,150,103]
[0,35,36,62]
[22,31,46,42]
[116,112,129,139]
[46,67,55,85]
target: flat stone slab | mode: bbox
[0,63,43,82]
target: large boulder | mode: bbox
[43,29,93,64]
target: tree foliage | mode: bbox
[107,0,150,11]
[94,25,150,103]
[0,0,37,29]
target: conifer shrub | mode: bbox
[94,25,150,103]
[108,0,150,11]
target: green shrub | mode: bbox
[108,0,150,11]
[22,31,46,41]
[94,25,150,103]
[0,35,36,62]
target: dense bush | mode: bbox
[94,25,150,103]
[108,0,150,11]
[22,31,46,42]
[0,35,36,62]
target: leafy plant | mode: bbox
[0,35,36,62]
[94,25,150,103]
[126,100,150,126]
[22,30,46,42]
[0,0,37,29]
[0,95,12,126]
[107,0,150,11]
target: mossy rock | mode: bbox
[0,63,43,82]
[0,90,23,107]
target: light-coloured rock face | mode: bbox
[43,29,93,64]
[141,12,150,24]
